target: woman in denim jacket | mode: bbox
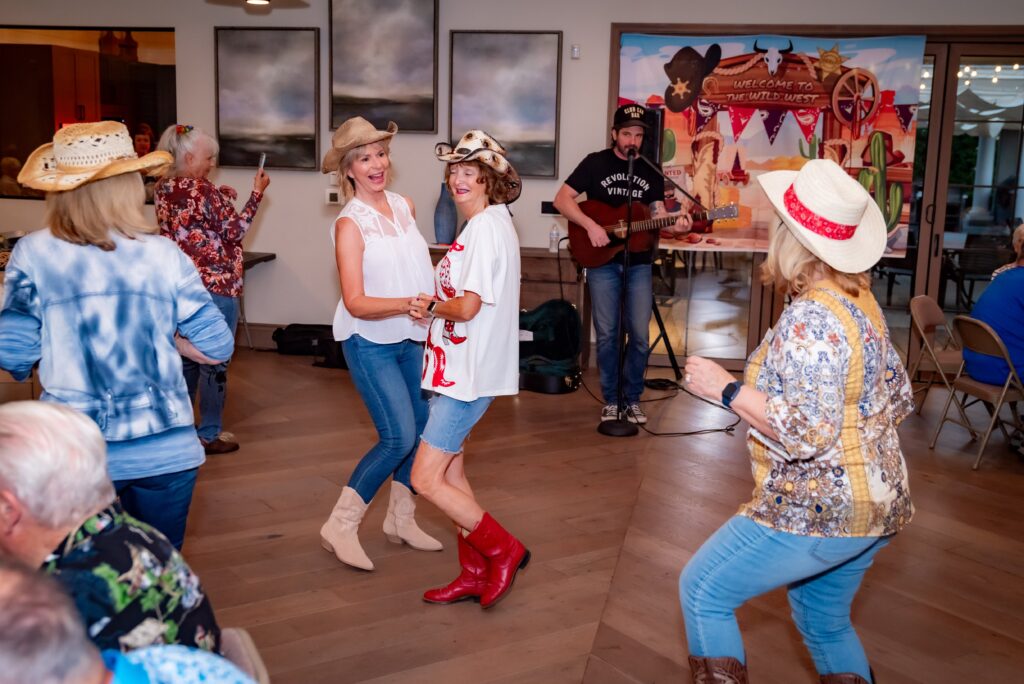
[0,122,235,549]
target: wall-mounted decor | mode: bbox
[330,0,438,131]
[450,30,562,178]
[215,27,319,169]
[0,26,176,199]
[617,33,926,253]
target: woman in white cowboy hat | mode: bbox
[0,121,236,550]
[317,116,442,572]
[679,159,914,684]
[407,130,529,609]
[154,124,271,456]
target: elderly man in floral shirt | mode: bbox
[0,401,221,653]
[154,124,270,454]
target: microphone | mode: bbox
[626,147,638,159]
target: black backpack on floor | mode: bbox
[518,299,582,394]
[271,324,347,369]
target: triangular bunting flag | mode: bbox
[694,98,718,133]
[728,106,756,142]
[760,109,788,145]
[793,108,822,143]
[894,104,918,132]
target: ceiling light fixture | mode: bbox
[994,65,1002,72]
[992,76,999,83]
[964,79,971,86]
[246,0,270,5]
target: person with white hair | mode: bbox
[0,121,236,550]
[155,124,271,455]
[0,401,222,654]
[0,559,254,684]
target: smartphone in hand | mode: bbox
[257,152,267,170]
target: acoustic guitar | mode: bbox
[566,200,739,268]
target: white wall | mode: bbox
[2,0,1023,325]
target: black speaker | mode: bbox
[639,107,664,167]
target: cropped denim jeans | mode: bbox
[587,260,652,405]
[680,515,889,680]
[341,335,429,503]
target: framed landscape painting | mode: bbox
[449,31,562,177]
[215,27,319,169]
[330,0,438,131]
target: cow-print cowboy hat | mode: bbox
[435,130,521,204]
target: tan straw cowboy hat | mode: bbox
[757,159,887,274]
[321,117,398,174]
[435,130,521,203]
[18,121,172,192]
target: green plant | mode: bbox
[798,133,820,160]
[857,131,903,230]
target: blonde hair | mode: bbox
[45,173,155,252]
[338,141,392,204]
[1012,224,1024,259]
[761,220,869,297]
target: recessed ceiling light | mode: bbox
[246,0,270,5]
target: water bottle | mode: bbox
[548,224,560,253]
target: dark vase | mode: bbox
[433,181,457,245]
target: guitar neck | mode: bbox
[604,209,714,234]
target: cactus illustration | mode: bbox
[798,133,821,160]
[857,131,903,230]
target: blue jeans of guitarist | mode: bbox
[588,259,652,405]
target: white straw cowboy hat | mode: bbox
[321,117,398,174]
[757,159,887,274]
[18,121,172,192]
[435,130,521,203]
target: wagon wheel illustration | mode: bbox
[831,68,880,138]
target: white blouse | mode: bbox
[330,190,434,344]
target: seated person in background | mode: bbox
[0,401,222,653]
[0,559,254,684]
[0,156,22,195]
[991,224,1024,280]
[965,249,1024,385]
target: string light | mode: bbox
[920,83,926,90]
[994,65,1002,72]
[1014,64,1020,70]
[957,70,964,78]
[992,76,999,83]
[971,70,978,77]
[964,79,971,86]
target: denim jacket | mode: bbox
[0,229,234,442]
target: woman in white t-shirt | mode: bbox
[317,117,443,571]
[408,130,529,609]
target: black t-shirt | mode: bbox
[564,148,665,264]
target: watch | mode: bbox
[426,300,438,315]
[722,381,742,409]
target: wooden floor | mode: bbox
[184,349,1024,683]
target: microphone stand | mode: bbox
[598,148,640,437]
[635,151,707,213]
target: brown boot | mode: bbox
[687,656,748,684]
[820,674,871,684]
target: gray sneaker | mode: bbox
[626,403,648,425]
[601,403,618,422]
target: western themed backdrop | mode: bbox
[618,33,926,254]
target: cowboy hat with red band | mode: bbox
[757,159,887,274]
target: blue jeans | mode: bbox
[182,294,239,442]
[113,468,199,550]
[588,261,652,404]
[680,515,890,680]
[342,335,429,503]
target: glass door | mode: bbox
[874,48,949,361]
[926,45,1024,317]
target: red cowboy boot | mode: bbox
[422,532,488,604]
[443,319,466,345]
[430,347,454,388]
[687,656,749,684]
[464,513,530,609]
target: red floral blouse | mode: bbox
[155,176,263,297]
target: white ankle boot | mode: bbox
[382,482,443,552]
[320,486,374,570]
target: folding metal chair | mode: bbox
[908,295,962,415]
[929,315,1024,470]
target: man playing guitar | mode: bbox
[553,103,692,425]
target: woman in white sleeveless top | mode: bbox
[317,118,442,571]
